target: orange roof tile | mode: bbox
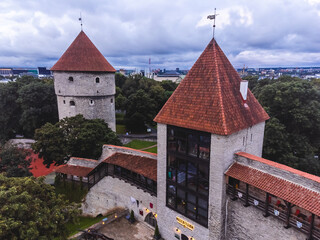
[226,163,320,216]
[51,31,115,72]
[154,38,269,135]
[236,152,320,184]
[103,152,157,181]
[55,164,94,177]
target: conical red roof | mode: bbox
[51,31,115,72]
[154,39,269,135]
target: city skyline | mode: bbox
[1,0,320,69]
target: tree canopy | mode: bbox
[115,74,178,133]
[32,115,122,166]
[0,144,32,177]
[0,76,58,142]
[0,174,80,239]
[251,76,320,175]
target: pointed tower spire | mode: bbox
[154,39,269,135]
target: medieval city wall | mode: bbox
[236,155,320,192]
[226,199,306,240]
[98,145,157,162]
[82,176,157,223]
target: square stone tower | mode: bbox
[51,31,116,131]
[154,38,269,240]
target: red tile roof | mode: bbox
[103,152,157,181]
[28,151,58,177]
[51,31,115,72]
[55,165,94,177]
[154,39,269,135]
[225,163,320,216]
[236,152,320,184]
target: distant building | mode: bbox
[37,67,52,78]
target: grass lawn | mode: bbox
[124,139,156,150]
[116,124,126,134]
[144,146,157,153]
[66,215,106,237]
[54,180,88,203]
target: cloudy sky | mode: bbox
[1,0,320,70]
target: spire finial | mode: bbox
[79,12,83,31]
[207,8,218,39]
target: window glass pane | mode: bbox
[177,188,186,213]
[199,135,210,159]
[198,163,209,181]
[167,188,176,208]
[198,179,209,196]
[168,127,175,140]
[177,139,186,153]
[177,159,186,185]
[188,134,198,157]
[167,168,176,182]
[187,203,196,218]
[187,192,196,204]
[168,140,176,151]
[198,198,208,210]
[168,184,176,195]
[168,155,178,168]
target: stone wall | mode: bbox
[82,176,157,223]
[56,95,115,131]
[226,199,306,240]
[98,145,157,162]
[236,154,320,192]
[53,71,116,131]
[68,157,98,168]
[53,72,115,96]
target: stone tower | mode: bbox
[51,31,116,131]
[154,39,269,240]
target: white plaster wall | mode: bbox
[82,176,157,222]
[68,158,98,168]
[208,121,266,239]
[227,199,306,240]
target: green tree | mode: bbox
[125,90,156,133]
[17,81,58,138]
[0,174,81,239]
[253,76,320,175]
[0,144,32,177]
[242,75,259,90]
[32,115,122,166]
[0,82,21,142]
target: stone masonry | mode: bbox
[54,71,116,131]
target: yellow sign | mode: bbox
[176,216,194,231]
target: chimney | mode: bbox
[240,80,248,107]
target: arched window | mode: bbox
[95,77,100,83]
[70,100,75,106]
[89,99,94,105]
[68,76,74,82]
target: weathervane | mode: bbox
[79,12,83,31]
[207,8,218,38]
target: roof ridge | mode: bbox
[214,41,228,135]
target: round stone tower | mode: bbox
[51,31,116,131]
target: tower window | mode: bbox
[63,100,66,104]
[70,100,75,106]
[89,99,95,105]
[166,125,210,227]
[68,76,74,82]
[111,98,113,103]
[96,77,100,83]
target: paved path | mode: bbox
[99,217,154,240]
[139,144,157,151]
